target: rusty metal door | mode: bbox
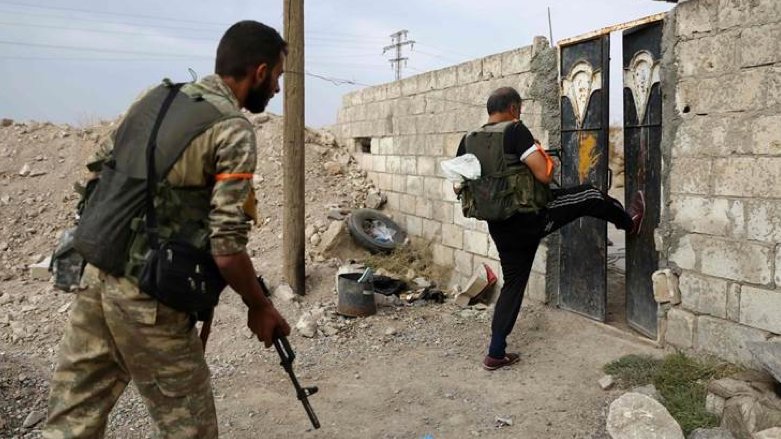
[623,21,663,338]
[558,36,610,321]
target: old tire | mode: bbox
[346,209,406,253]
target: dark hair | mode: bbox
[215,21,288,79]
[486,87,522,115]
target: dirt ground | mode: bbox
[0,116,661,438]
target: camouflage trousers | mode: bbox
[43,264,218,439]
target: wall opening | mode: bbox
[354,137,372,154]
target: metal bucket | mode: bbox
[336,273,376,317]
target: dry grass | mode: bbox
[364,240,451,288]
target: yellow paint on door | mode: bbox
[578,133,601,183]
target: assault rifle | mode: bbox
[257,277,321,430]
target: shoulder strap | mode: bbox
[145,83,184,250]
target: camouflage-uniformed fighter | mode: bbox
[44,21,291,439]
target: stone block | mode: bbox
[501,46,532,76]
[416,71,436,94]
[727,283,741,321]
[444,132,465,157]
[670,196,745,238]
[665,308,696,349]
[669,158,712,195]
[406,215,423,237]
[457,59,483,85]
[751,114,781,156]
[676,0,715,37]
[400,76,418,96]
[679,272,727,318]
[746,200,781,244]
[672,115,735,158]
[414,196,432,219]
[696,315,768,366]
[431,201,454,224]
[424,134,445,157]
[670,234,697,271]
[400,194,416,214]
[776,248,781,286]
[442,223,463,250]
[463,230,488,255]
[399,156,417,175]
[705,393,726,417]
[653,269,682,305]
[386,191,400,211]
[718,0,781,29]
[435,66,457,89]
[739,286,781,334]
[694,70,765,114]
[392,174,406,193]
[386,82,401,99]
[454,250,473,275]
[606,393,684,439]
[741,23,781,68]
[432,244,454,267]
[421,219,441,240]
[417,156,437,177]
[713,158,781,199]
[676,31,738,77]
[482,53,503,79]
[424,176,442,200]
[697,236,774,285]
[531,245,547,273]
[372,155,386,173]
[379,136,395,155]
[406,175,423,195]
[441,179,458,202]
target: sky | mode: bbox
[0,1,674,128]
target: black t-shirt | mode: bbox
[455,121,535,163]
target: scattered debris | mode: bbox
[273,283,298,302]
[455,264,497,308]
[384,327,397,336]
[599,375,616,390]
[495,416,513,428]
[1,118,13,127]
[364,190,386,209]
[296,308,326,338]
[29,256,51,281]
[652,268,680,304]
[323,161,343,175]
[22,410,45,428]
[18,163,30,176]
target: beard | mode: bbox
[245,74,274,114]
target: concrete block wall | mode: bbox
[660,0,781,366]
[333,36,559,298]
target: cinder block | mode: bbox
[696,315,768,367]
[713,157,781,198]
[392,174,406,193]
[424,134,445,157]
[463,230,489,255]
[432,201,455,224]
[400,194,416,214]
[400,156,417,175]
[457,59,483,85]
[670,195,745,237]
[653,269,682,305]
[669,158,712,195]
[746,200,781,244]
[671,115,731,158]
[696,235,774,285]
[679,272,728,318]
[665,308,696,349]
[501,46,532,76]
[415,196,432,219]
[379,137,394,155]
[406,215,423,237]
[377,173,393,191]
[739,286,781,334]
[385,156,401,173]
[454,249,473,275]
[386,191,400,211]
[442,223,463,249]
[432,244,454,267]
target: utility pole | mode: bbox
[283,0,305,295]
[383,30,415,81]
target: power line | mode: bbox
[0,39,208,58]
[383,30,415,81]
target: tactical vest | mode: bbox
[460,121,552,221]
[73,80,243,280]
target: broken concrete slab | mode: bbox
[748,342,781,384]
[319,220,370,261]
[29,256,51,281]
[606,392,684,439]
[652,268,681,304]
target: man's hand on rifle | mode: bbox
[248,304,291,348]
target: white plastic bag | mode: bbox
[440,154,481,183]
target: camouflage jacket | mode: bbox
[90,75,258,256]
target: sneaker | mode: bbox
[482,353,520,371]
[627,190,646,236]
